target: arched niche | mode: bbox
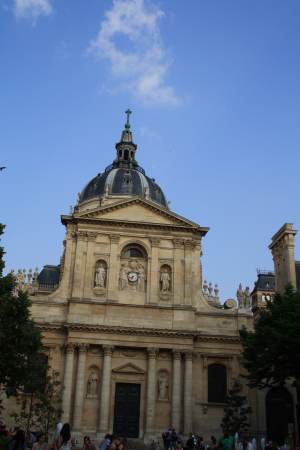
[157,369,170,401]
[86,365,100,398]
[159,264,172,293]
[94,259,107,289]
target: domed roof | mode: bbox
[79,111,168,209]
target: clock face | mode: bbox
[127,271,138,283]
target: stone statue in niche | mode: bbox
[158,371,169,400]
[160,266,171,292]
[94,262,106,288]
[119,263,128,290]
[87,371,99,396]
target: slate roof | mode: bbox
[37,265,60,288]
[253,271,275,292]
[80,166,167,208]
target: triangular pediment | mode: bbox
[74,198,203,229]
[112,362,145,374]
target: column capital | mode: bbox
[76,231,88,241]
[185,351,193,361]
[173,238,184,249]
[103,345,114,356]
[78,343,89,353]
[172,350,182,360]
[87,232,97,241]
[184,239,195,250]
[110,234,120,244]
[150,237,160,247]
[65,342,76,353]
[147,347,159,358]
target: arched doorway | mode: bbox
[266,387,294,445]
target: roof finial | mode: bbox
[125,109,132,130]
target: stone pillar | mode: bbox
[269,223,298,293]
[62,343,75,424]
[184,240,193,305]
[107,235,120,301]
[173,239,184,305]
[184,351,193,434]
[172,350,181,430]
[73,343,89,430]
[150,238,160,304]
[99,345,114,433]
[72,231,88,299]
[83,233,97,298]
[145,348,158,435]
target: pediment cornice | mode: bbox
[61,198,209,235]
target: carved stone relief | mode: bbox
[119,259,147,292]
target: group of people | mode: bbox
[159,429,286,450]
[160,429,217,450]
[0,424,48,450]
[0,422,127,450]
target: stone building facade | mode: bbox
[7,115,299,443]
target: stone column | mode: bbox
[184,241,193,305]
[173,239,184,305]
[184,351,193,434]
[62,343,75,424]
[150,238,160,304]
[172,350,181,430]
[107,235,120,301]
[73,343,89,430]
[145,348,158,435]
[99,345,114,433]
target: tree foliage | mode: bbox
[240,286,300,389]
[11,370,62,441]
[221,378,252,435]
[0,224,42,397]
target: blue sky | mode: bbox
[1,0,300,301]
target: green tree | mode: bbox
[11,370,62,441]
[34,370,63,441]
[0,224,42,400]
[240,286,300,388]
[240,286,300,439]
[221,378,252,435]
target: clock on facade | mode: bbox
[127,272,138,283]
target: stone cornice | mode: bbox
[61,215,206,234]
[37,322,240,343]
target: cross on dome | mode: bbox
[125,109,132,130]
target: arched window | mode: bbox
[208,364,227,403]
[124,149,129,160]
[122,244,146,259]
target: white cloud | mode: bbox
[89,0,179,106]
[14,0,52,20]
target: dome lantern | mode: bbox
[78,111,168,209]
